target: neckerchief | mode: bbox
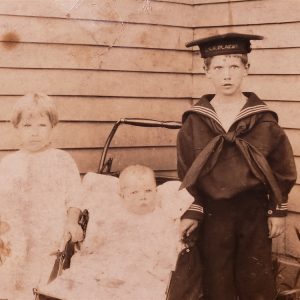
[180,94,283,206]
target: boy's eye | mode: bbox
[23,124,31,127]
[214,66,223,70]
[145,189,153,193]
[39,123,47,127]
[231,65,239,69]
[131,191,138,195]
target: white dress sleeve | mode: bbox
[59,151,83,210]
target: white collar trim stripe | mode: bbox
[235,105,270,122]
[188,104,271,126]
[188,106,223,128]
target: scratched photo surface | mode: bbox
[0,0,299,299]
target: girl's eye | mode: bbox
[39,124,47,127]
[131,191,138,195]
[24,124,31,127]
[145,189,153,193]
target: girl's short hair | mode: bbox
[11,93,59,128]
[203,54,249,70]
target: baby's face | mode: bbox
[17,112,53,152]
[120,174,157,215]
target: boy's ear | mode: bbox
[203,65,211,79]
[243,63,250,77]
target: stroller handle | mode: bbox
[120,118,182,129]
[98,118,182,174]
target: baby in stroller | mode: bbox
[39,164,193,300]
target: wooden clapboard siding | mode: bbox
[285,130,300,157]
[288,185,300,213]
[266,102,300,129]
[0,15,192,50]
[0,0,194,27]
[194,23,300,49]
[0,122,179,149]
[0,1,193,180]
[0,96,190,122]
[194,0,300,27]
[68,147,177,173]
[0,43,192,73]
[0,69,192,97]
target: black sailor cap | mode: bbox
[186,32,264,58]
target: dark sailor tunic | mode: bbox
[177,92,297,220]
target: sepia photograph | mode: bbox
[0,0,299,299]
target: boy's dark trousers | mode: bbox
[200,189,277,300]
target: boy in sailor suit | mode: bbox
[177,33,297,300]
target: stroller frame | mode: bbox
[34,117,182,300]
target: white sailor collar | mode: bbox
[182,92,278,127]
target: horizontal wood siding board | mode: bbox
[8,44,300,76]
[193,0,300,27]
[0,0,194,27]
[0,69,192,98]
[0,122,179,149]
[0,15,192,50]
[0,96,190,122]
[288,185,300,213]
[193,74,300,101]
[285,213,300,258]
[193,23,300,49]
[193,48,300,75]
[68,147,177,173]
[296,158,300,185]
[0,43,192,73]
[266,102,300,129]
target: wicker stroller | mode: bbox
[34,118,183,300]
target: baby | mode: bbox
[40,165,192,300]
[0,93,83,300]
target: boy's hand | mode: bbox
[268,217,285,238]
[179,218,198,238]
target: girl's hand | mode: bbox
[268,217,285,238]
[65,207,84,243]
[64,223,83,243]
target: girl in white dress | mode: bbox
[0,93,83,300]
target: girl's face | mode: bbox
[17,112,53,152]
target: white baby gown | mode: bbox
[0,148,82,300]
[40,174,190,300]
